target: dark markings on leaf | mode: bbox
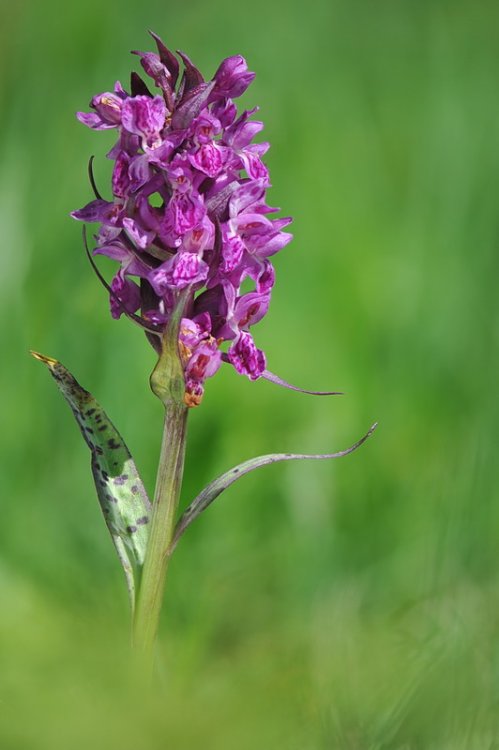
[136,516,149,526]
[31,351,152,614]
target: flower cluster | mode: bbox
[72,33,292,406]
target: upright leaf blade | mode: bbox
[31,352,151,610]
[171,422,378,550]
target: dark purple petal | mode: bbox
[171,81,215,130]
[149,31,180,86]
[130,71,153,97]
[177,50,205,93]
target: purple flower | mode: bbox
[188,143,224,177]
[121,95,167,149]
[227,331,266,380]
[73,33,293,405]
[212,56,256,99]
[109,272,141,320]
[77,83,127,130]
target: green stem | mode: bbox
[133,401,187,667]
[132,294,190,672]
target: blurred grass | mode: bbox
[2,0,499,746]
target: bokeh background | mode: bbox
[1,0,499,747]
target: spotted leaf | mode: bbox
[31,352,151,611]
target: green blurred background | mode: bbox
[1,0,499,746]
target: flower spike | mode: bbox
[72,34,353,410]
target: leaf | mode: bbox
[31,351,151,611]
[171,422,378,550]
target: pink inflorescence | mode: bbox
[72,33,292,406]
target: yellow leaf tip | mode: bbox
[30,350,58,367]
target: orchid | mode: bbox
[33,33,376,675]
[72,40,294,402]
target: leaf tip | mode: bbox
[30,350,57,368]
